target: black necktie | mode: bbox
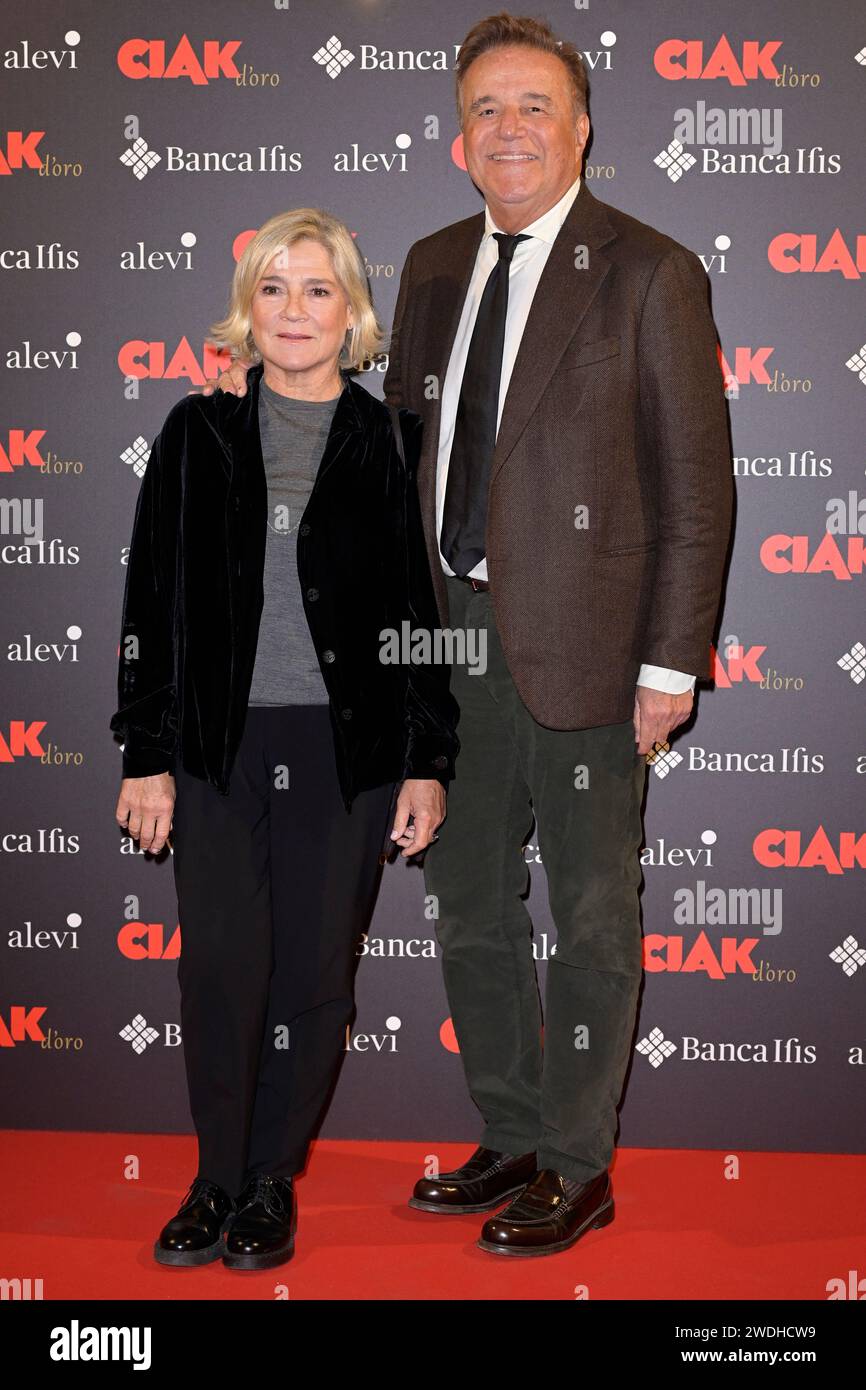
[441,231,530,577]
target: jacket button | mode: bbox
[322,649,335,663]
[341,708,353,720]
[431,755,448,770]
[299,523,311,537]
[306,587,319,601]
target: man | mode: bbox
[207,12,732,1258]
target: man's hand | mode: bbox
[190,356,255,398]
[390,778,446,858]
[115,773,176,854]
[633,685,693,757]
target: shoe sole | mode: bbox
[223,1209,298,1270]
[153,1216,234,1267]
[408,1180,532,1216]
[476,1197,615,1257]
[222,1237,294,1271]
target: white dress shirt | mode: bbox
[434,173,695,696]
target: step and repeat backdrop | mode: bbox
[2,1,864,1155]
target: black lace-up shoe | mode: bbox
[477,1168,614,1256]
[223,1173,296,1270]
[408,1146,538,1214]
[153,1177,235,1266]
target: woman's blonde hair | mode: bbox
[208,207,384,371]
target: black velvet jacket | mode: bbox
[109,361,460,809]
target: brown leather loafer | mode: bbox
[477,1168,614,1256]
[409,1146,537,1214]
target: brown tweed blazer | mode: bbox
[383,181,733,729]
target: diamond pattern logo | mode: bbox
[846,342,866,385]
[313,35,355,79]
[646,740,683,779]
[829,936,866,976]
[119,1013,159,1054]
[654,138,696,183]
[837,641,866,684]
[636,1027,677,1068]
[121,436,151,479]
[855,47,866,65]
[119,136,162,181]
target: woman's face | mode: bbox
[250,238,354,382]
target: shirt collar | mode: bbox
[484,172,582,247]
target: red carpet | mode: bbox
[2,1132,861,1300]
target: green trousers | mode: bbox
[424,574,648,1184]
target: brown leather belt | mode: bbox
[453,576,490,591]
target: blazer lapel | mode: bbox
[308,376,366,491]
[490,183,617,484]
[223,359,263,492]
[414,212,486,553]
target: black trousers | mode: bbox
[171,704,395,1197]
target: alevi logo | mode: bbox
[6,626,81,663]
[344,1016,401,1052]
[7,913,81,950]
[5,31,80,71]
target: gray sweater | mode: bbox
[246,376,341,706]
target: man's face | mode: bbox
[460,45,590,230]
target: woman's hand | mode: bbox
[115,773,176,855]
[390,778,446,858]
[190,356,255,398]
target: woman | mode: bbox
[110,208,459,1271]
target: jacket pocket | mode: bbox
[595,539,658,557]
[558,335,621,371]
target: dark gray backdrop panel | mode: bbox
[2,1,864,1155]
